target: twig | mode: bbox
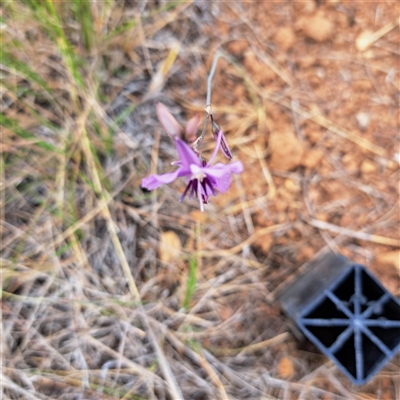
[210,332,290,357]
[85,335,161,383]
[308,218,399,247]
[201,349,265,397]
[142,314,184,400]
[199,223,288,258]
[198,350,230,400]
[165,329,229,400]
[302,181,341,254]
[255,144,276,200]
[356,16,400,51]
[137,17,154,77]
[234,174,255,236]
[2,375,39,400]
[249,39,293,86]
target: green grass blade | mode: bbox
[183,255,197,310]
[0,114,58,152]
[21,0,84,89]
[105,0,185,40]
[72,0,94,51]
[114,104,137,126]
[1,50,51,93]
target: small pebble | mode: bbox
[316,67,326,78]
[360,159,377,174]
[274,27,296,50]
[356,112,370,130]
[302,12,334,42]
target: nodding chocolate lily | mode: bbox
[141,103,243,211]
[211,115,233,161]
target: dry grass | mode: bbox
[2,1,400,400]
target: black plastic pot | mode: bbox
[278,252,400,385]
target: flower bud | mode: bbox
[211,115,233,160]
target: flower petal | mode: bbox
[214,174,232,193]
[141,168,182,190]
[175,138,202,170]
[203,161,244,193]
[185,114,201,142]
[202,161,244,178]
[156,103,182,137]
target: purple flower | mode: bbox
[142,127,243,211]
